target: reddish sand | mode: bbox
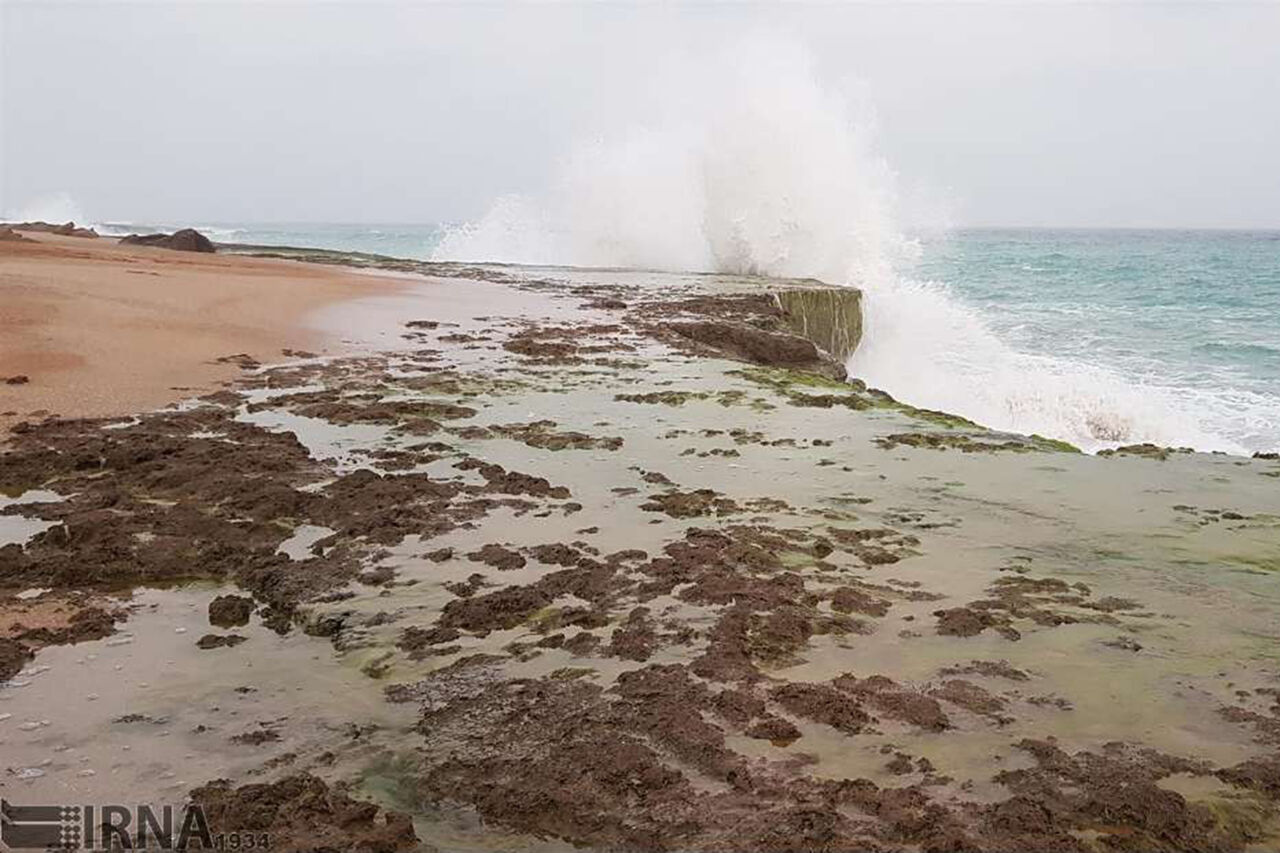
[0,232,401,434]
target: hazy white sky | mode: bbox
[3,1,1278,228]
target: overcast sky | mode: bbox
[3,1,1278,229]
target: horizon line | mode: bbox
[71,218,1280,234]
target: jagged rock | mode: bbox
[209,594,255,628]
[189,773,421,851]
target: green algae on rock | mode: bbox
[1098,442,1195,461]
[5,258,1280,851]
[773,286,863,362]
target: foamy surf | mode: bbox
[850,273,1256,454]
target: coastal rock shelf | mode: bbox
[221,241,866,366]
[3,256,1280,851]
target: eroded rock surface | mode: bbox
[4,259,1279,851]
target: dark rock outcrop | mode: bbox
[209,594,255,628]
[120,228,215,253]
[189,774,420,852]
[637,288,858,381]
[0,637,33,681]
[669,321,847,380]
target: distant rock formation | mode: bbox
[0,220,98,238]
[120,228,215,253]
[0,226,32,242]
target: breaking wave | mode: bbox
[435,37,912,288]
[851,276,1263,453]
[413,40,1272,454]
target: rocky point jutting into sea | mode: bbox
[2,242,1280,852]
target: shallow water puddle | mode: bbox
[238,406,393,469]
[0,585,415,803]
[0,489,64,546]
[0,515,58,547]
[276,524,336,560]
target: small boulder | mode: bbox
[120,228,215,253]
[0,637,33,681]
[196,633,248,650]
[208,594,255,628]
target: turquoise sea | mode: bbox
[98,221,1280,455]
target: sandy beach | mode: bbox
[0,232,400,434]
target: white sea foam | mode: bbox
[93,222,137,237]
[850,273,1258,453]
[190,225,248,242]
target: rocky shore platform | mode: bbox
[2,251,1279,851]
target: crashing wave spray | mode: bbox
[435,36,1252,454]
[850,276,1246,452]
[436,38,914,287]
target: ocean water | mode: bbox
[93,219,1280,456]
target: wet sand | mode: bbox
[2,254,1279,851]
[0,232,402,434]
